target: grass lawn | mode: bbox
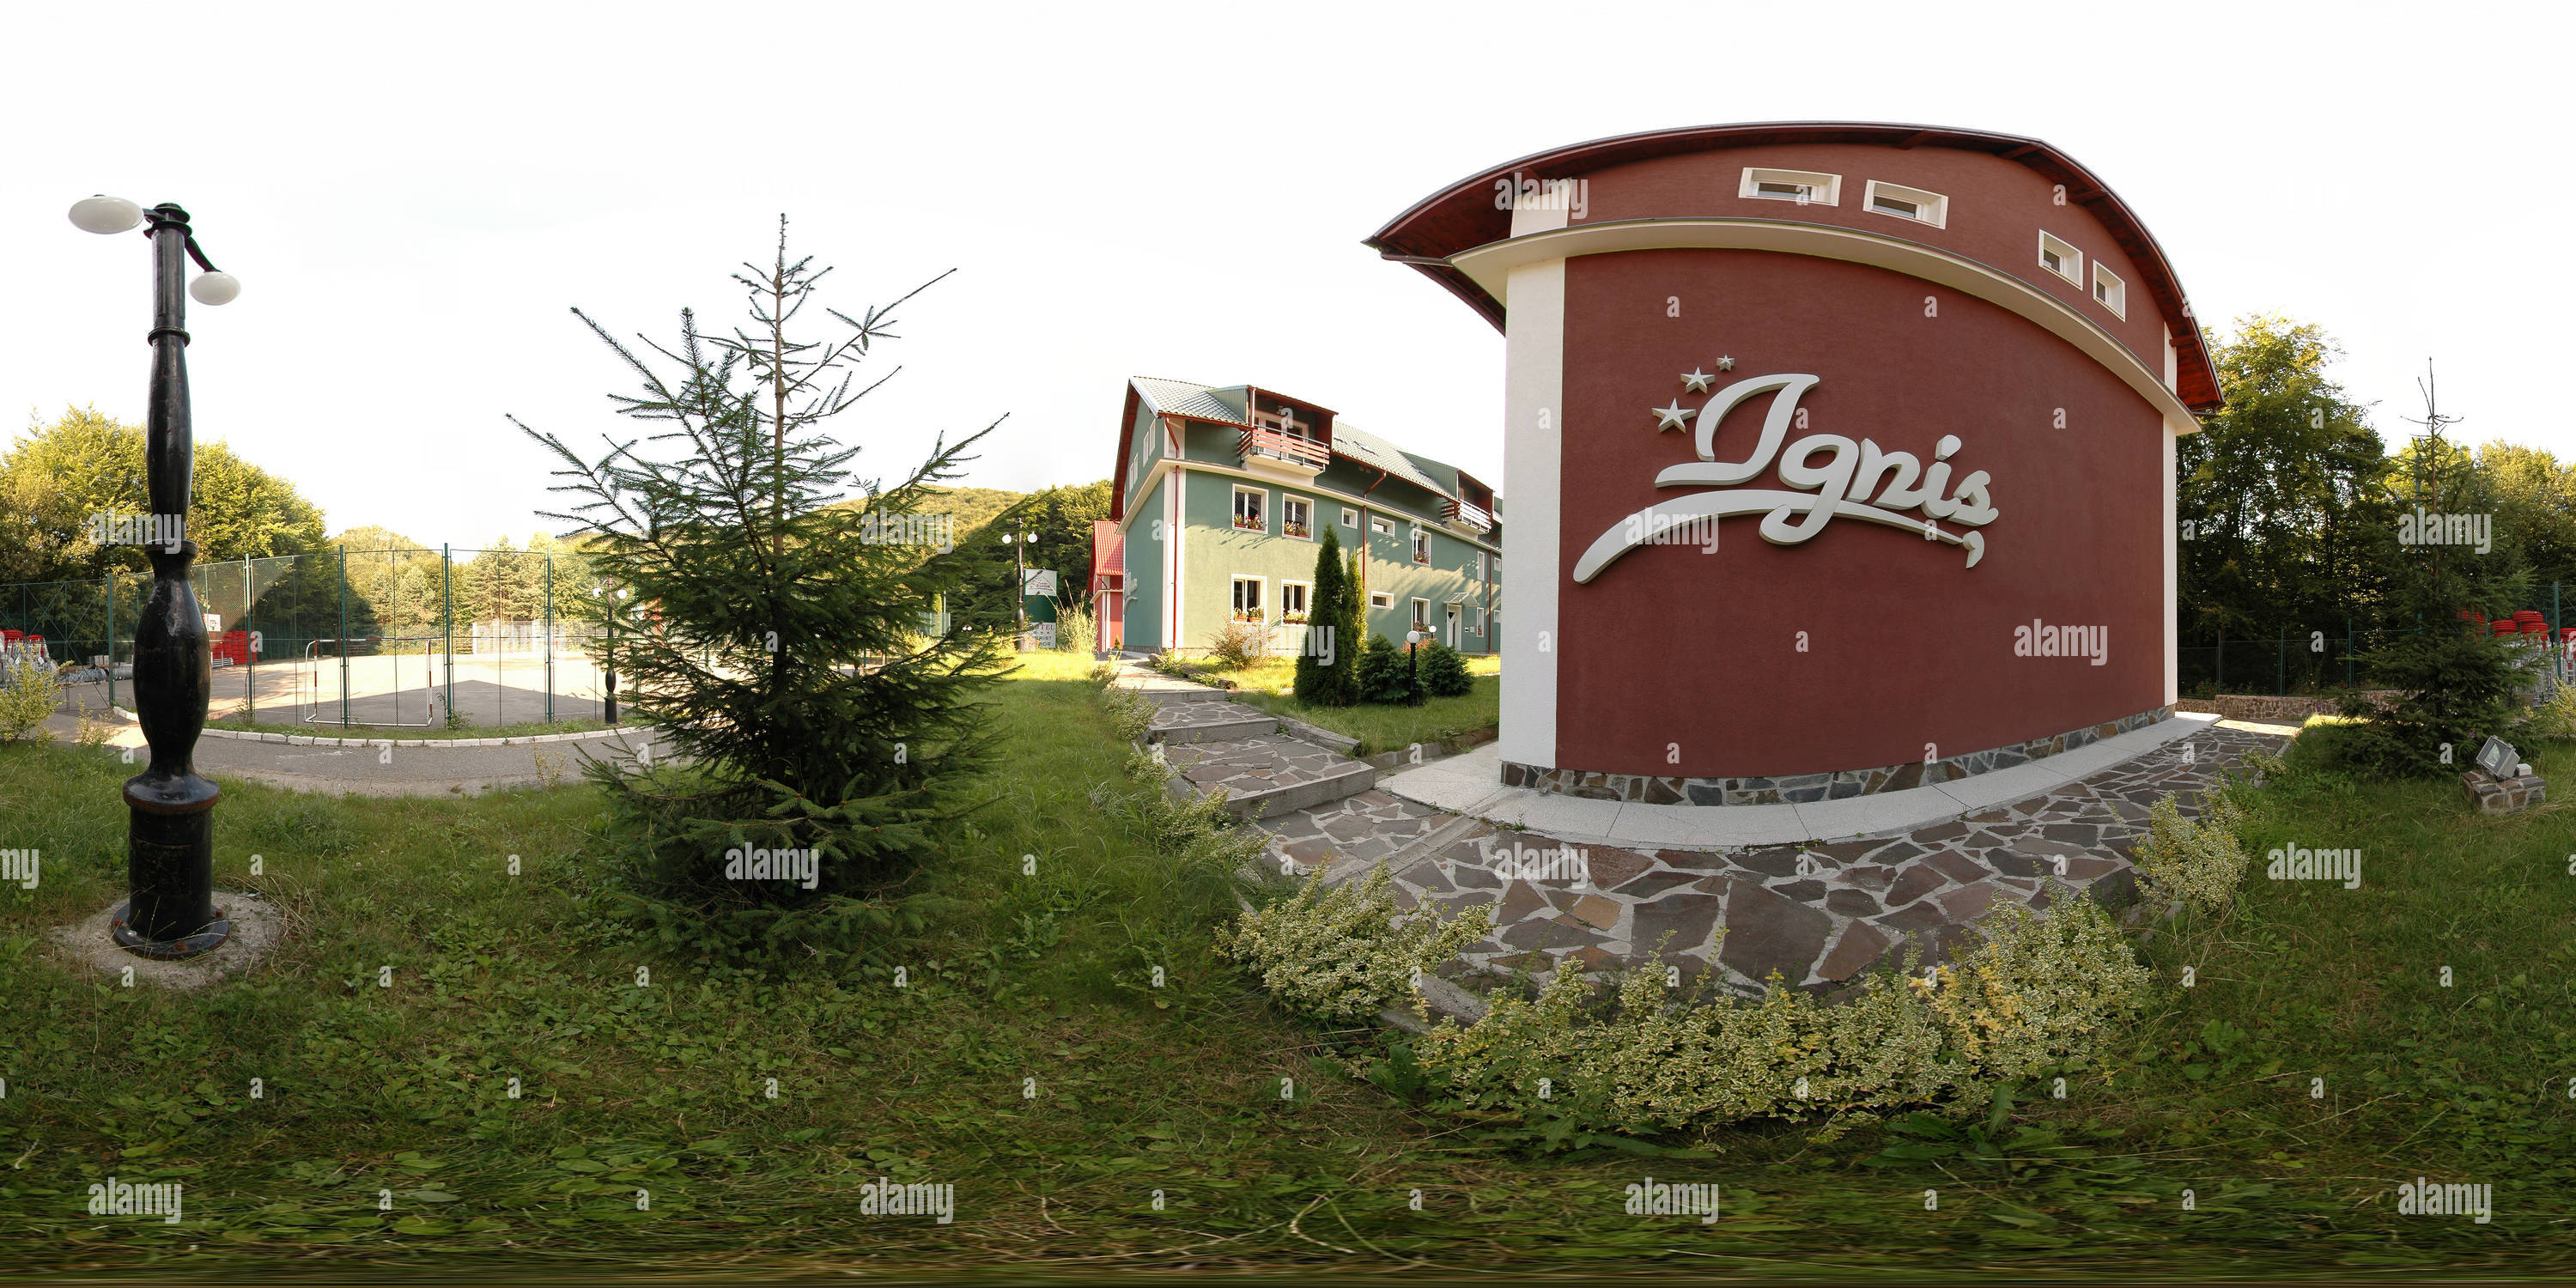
[1,678,2572,1276]
[1218,653,1500,756]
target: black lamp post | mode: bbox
[70,195,242,960]
[593,585,627,725]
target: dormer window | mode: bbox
[1863,180,1947,228]
[2038,232,2083,285]
[2090,263,2127,319]
[1739,167,1841,206]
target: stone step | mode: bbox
[1163,732,1377,821]
[1149,701,1278,744]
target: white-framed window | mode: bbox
[2038,231,2082,285]
[1862,180,1947,228]
[1279,580,1310,621]
[1340,506,1359,528]
[1230,485,1266,533]
[1475,550,1487,582]
[1411,527,1431,565]
[1230,575,1265,623]
[1282,495,1313,539]
[1491,557,1500,582]
[1370,592,1393,610]
[1739,167,1841,206]
[1469,606,1485,633]
[1370,515,1393,536]
[1411,598,1431,633]
[2090,262,2127,318]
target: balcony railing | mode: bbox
[1442,497,1494,534]
[1239,426,1327,473]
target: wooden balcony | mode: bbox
[1239,426,1327,479]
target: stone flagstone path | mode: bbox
[1112,664,2290,995]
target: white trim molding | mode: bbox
[1741,167,1841,206]
[1498,246,1565,771]
[1449,217,2202,432]
[1862,179,1948,228]
[2038,230,2083,286]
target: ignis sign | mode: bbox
[1574,374,2000,582]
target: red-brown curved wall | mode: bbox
[1554,247,2164,778]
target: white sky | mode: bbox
[3,1,2558,550]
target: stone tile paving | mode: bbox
[1148,699,1273,738]
[1246,721,2288,997]
[1165,732,1370,817]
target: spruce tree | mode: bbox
[2340,368,2533,776]
[516,217,1007,957]
[1295,526,1347,705]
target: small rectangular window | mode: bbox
[1370,592,1392,610]
[1230,575,1264,622]
[2038,232,2082,285]
[1340,506,1359,528]
[1279,580,1309,619]
[1411,598,1431,633]
[1231,486,1265,532]
[1862,180,1948,228]
[2090,262,2127,319]
[1283,495,1312,539]
[1475,551,1486,582]
[1370,516,1392,536]
[1739,167,1841,206]
[1411,529,1431,564]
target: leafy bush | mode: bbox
[2130,789,2252,915]
[1204,620,1266,669]
[2528,682,2576,741]
[1414,895,2149,1140]
[0,657,57,742]
[1416,640,1472,698]
[1353,634,1419,706]
[1099,683,1155,744]
[1216,864,1493,1021]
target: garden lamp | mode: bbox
[70,195,240,958]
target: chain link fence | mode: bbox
[1,547,617,732]
[2181,587,2576,697]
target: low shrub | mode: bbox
[1412,894,2149,1141]
[1215,864,1493,1022]
[0,657,57,743]
[2130,788,2252,916]
[1416,640,1472,698]
[1353,634,1419,706]
[1205,621,1266,670]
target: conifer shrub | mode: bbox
[1415,640,1472,698]
[1353,634,1419,706]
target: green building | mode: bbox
[1103,377,1501,658]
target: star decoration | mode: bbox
[1716,355,1735,371]
[1681,368,1715,393]
[1651,400,1692,431]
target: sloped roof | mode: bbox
[1133,377,1247,426]
[1364,120,2221,413]
[1113,375,1492,520]
[1328,420,1453,499]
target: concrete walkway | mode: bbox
[36,696,659,798]
[1383,714,2217,849]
